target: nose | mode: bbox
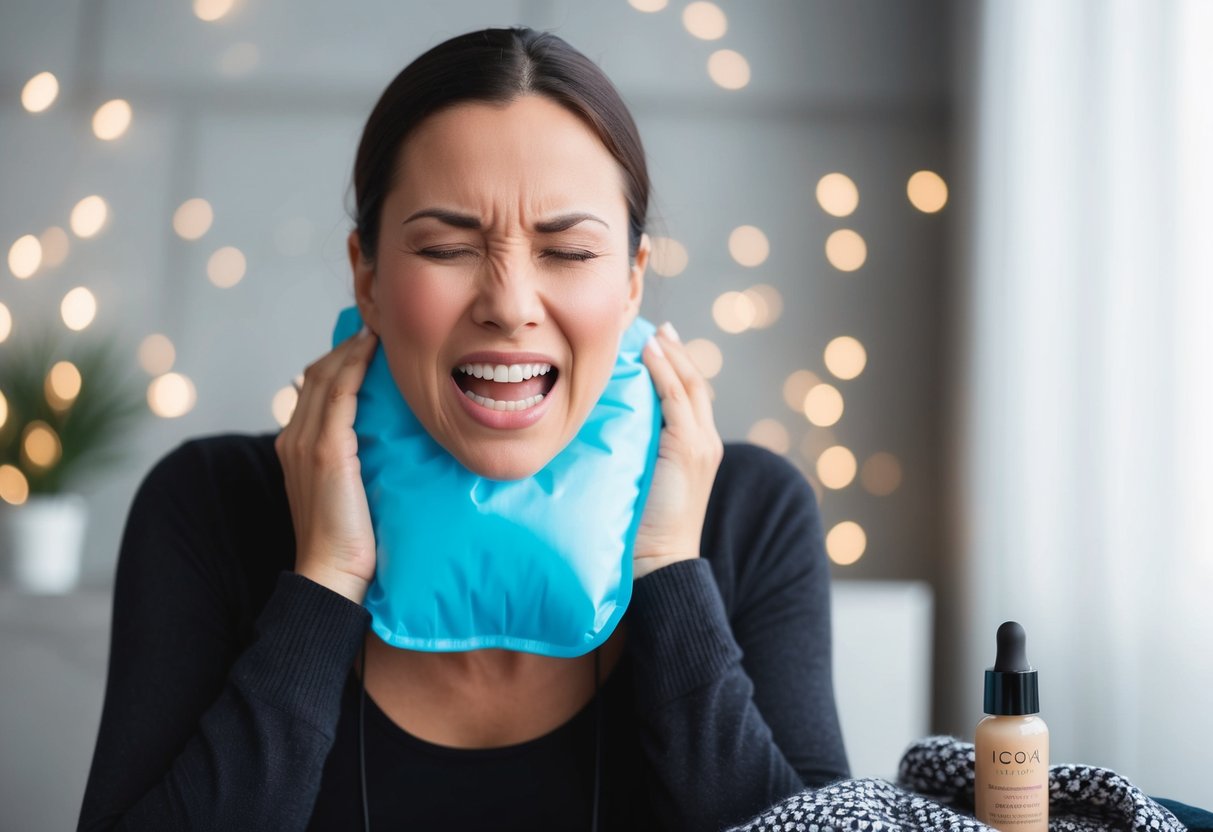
[470,251,545,338]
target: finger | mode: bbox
[318,331,379,443]
[654,325,714,426]
[643,335,696,430]
[293,328,376,450]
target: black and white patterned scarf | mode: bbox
[725,736,1186,832]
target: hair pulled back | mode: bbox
[352,26,650,265]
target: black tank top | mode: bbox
[305,651,654,831]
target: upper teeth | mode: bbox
[458,363,553,383]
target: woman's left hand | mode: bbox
[633,321,725,580]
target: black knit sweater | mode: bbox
[77,432,850,831]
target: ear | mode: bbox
[624,232,649,325]
[348,229,379,334]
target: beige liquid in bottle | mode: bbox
[974,621,1049,832]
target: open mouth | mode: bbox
[452,362,559,412]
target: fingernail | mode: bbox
[646,334,665,358]
[358,324,371,338]
[659,321,680,343]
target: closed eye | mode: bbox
[419,248,599,262]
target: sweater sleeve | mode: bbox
[625,444,850,831]
[77,440,370,832]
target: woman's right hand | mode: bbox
[274,324,379,604]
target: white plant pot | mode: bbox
[1,493,88,594]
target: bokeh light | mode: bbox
[729,225,770,267]
[173,198,214,240]
[92,99,132,141]
[0,390,7,427]
[46,361,82,410]
[783,369,821,412]
[907,170,948,213]
[39,227,70,268]
[824,336,867,380]
[803,383,844,427]
[743,284,783,328]
[708,50,750,90]
[272,385,299,428]
[22,421,63,469]
[649,236,689,277]
[21,71,59,113]
[194,0,235,22]
[683,1,727,39]
[61,287,98,331]
[70,195,109,238]
[138,334,176,375]
[0,465,30,506]
[861,452,904,496]
[207,246,246,288]
[817,445,858,489]
[0,303,11,343]
[8,235,42,279]
[816,172,860,217]
[747,418,790,454]
[826,521,867,565]
[628,0,668,10]
[148,373,197,418]
[712,291,757,334]
[825,229,867,272]
[685,338,724,379]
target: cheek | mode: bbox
[380,274,464,353]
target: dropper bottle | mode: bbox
[974,621,1049,832]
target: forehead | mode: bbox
[390,96,627,218]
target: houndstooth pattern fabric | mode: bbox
[725,736,1187,832]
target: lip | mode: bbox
[450,373,556,430]
[453,350,560,369]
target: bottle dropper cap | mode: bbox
[983,621,1040,715]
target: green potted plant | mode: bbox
[0,327,146,593]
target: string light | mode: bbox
[824,336,867,380]
[816,173,859,217]
[92,99,132,141]
[712,291,757,334]
[173,199,214,240]
[907,170,948,213]
[747,419,790,454]
[861,452,903,496]
[782,370,821,413]
[21,72,59,113]
[70,195,109,238]
[8,235,42,279]
[0,465,30,506]
[708,50,750,90]
[38,227,70,268]
[683,1,727,39]
[803,383,844,427]
[649,236,689,277]
[61,287,98,331]
[817,445,858,489]
[729,225,770,267]
[138,334,176,375]
[826,521,867,565]
[825,229,866,272]
[148,373,197,418]
[207,246,246,288]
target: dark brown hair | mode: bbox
[351,26,651,265]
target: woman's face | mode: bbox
[351,94,649,481]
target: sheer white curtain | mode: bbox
[957,0,1212,801]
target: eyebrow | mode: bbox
[402,208,609,233]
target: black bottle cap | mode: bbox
[983,621,1040,715]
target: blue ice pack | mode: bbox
[331,306,662,657]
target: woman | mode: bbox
[78,26,849,832]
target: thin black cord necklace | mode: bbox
[358,637,604,831]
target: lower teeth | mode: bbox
[463,389,545,412]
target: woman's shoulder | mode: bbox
[714,440,818,509]
[702,441,824,608]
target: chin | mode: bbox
[455,444,556,482]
